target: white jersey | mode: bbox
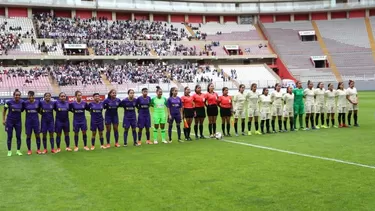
[304,88,315,105]
[346,87,358,103]
[314,88,325,105]
[283,93,294,109]
[325,89,336,106]
[233,92,246,111]
[336,89,347,107]
[246,91,259,108]
[259,94,272,113]
[271,90,283,108]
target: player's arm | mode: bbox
[38,101,43,114]
[232,95,237,111]
[69,102,74,113]
[150,97,155,107]
[166,98,172,119]
[179,98,183,119]
[103,99,109,109]
[2,102,8,126]
[345,90,354,104]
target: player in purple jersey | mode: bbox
[39,92,56,154]
[54,92,72,152]
[88,93,106,150]
[136,88,152,145]
[70,91,89,151]
[23,91,41,155]
[167,87,183,143]
[3,89,23,156]
[103,89,121,148]
[120,89,138,146]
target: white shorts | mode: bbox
[283,106,294,118]
[347,103,359,111]
[337,106,347,113]
[248,107,259,117]
[305,104,316,114]
[272,106,283,116]
[325,104,336,114]
[315,104,325,114]
[234,109,246,119]
[260,108,271,120]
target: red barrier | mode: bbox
[68,95,105,103]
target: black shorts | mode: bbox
[207,105,218,117]
[195,107,206,118]
[184,108,195,118]
[220,108,232,117]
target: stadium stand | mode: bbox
[262,21,336,82]
[219,65,279,88]
[316,18,375,80]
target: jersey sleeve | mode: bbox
[150,97,155,107]
[164,97,168,106]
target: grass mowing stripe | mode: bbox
[173,130,375,170]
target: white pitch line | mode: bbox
[171,130,375,170]
[220,139,375,170]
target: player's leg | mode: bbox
[91,128,97,150]
[266,114,271,134]
[6,124,14,156]
[34,124,41,154]
[105,121,111,147]
[123,127,129,146]
[168,117,174,142]
[176,115,182,142]
[199,117,205,139]
[160,114,167,143]
[347,107,352,126]
[271,109,276,133]
[354,109,359,126]
[73,125,80,151]
[153,114,160,144]
[82,123,88,150]
[186,117,193,140]
[26,124,32,154]
[63,123,71,151]
[113,123,120,147]
[131,120,138,146]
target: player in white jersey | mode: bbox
[246,83,261,135]
[283,86,295,131]
[271,83,283,133]
[233,84,247,136]
[346,80,359,127]
[259,88,272,134]
[304,80,317,130]
[325,83,337,128]
[336,82,348,127]
[314,82,327,128]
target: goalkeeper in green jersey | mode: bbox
[151,86,168,144]
[293,81,305,130]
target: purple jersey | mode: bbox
[88,102,104,124]
[121,98,137,119]
[54,100,70,122]
[23,100,40,123]
[136,96,151,116]
[167,97,182,116]
[39,100,55,122]
[103,98,121,116]
[5,99,23,123]
[70,101,88,124]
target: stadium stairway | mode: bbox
[101,74,114,90]
[185,24,196,37]
[312,21,343,82]
[88,48,94,55]
[150,49,158,56]
[365,18,375,63]
[215,63,240,88]
[48,77,61,95]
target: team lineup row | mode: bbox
[2,80,359,156]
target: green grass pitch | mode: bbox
[0,92,375,211]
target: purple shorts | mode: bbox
[138,115,151,129]
[55,120,70,133]
[41,119,54,133]
[91,121,104,132]
[26,121,40,135]
[5,120,21,133]
[105,115,119,125]
[168,114,182,124]
[123,118,137,129]
[73,122,88,133]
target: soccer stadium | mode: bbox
[1,0,375,210]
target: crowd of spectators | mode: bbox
[34,13,189,41]
[88,40,151,56]
[0,34,21,55]
[0,66,49,84]
[50,62,103,86]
